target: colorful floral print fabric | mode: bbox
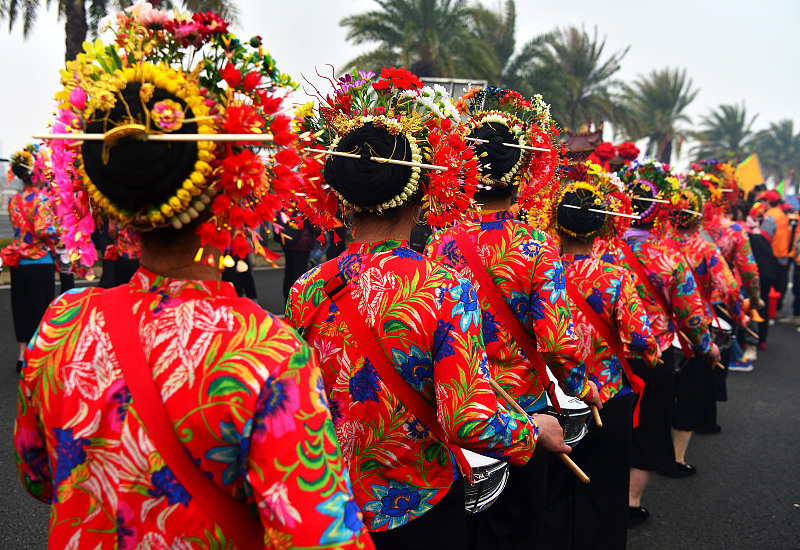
[7,186,58,260]
[426,211,587,412]
[285,239,535,532]
[561,254,659,403]
[668,231,744,326]
[705,220,760,301]
[15,267,371,550]
[107,220,142,260]
[594,233,712,355]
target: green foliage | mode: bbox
[618,67,699,164]
[691,102,757,164]
[754,120,800,188]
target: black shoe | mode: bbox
[695,425,722,435]
[628,506,649,528]
[659,461,697,478]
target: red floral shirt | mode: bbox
[285,239,535,532]
[561,255,659,403]
[705,220,760,302]
[668,230,744,326]
[107,220,142,260]
[426,211,587,412]
[15,268,371,550]
[595,233,712,355]
[7,186,58,260]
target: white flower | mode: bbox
[98,14,115,34]
[125,0,152,16]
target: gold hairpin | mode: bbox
[304,148,448,171]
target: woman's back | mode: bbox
[16,268,366,549]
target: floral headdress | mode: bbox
[293,66,480,228]
[684,165,723,224]
[669,183,705,229]
[618,158,680,234]
[548,160,633,242]
[9,145,37,177]
[47,1,307,274]
[454,86,563,210]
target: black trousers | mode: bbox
[370,481,467,550]
[673,355,716,432]
[282,249,311,300]
[630,348,675,472]
[467,446,549,550]
[10,264,55,344]
[544,392,634,550]
[792,263,800,317]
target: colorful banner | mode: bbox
[735,154,764,194]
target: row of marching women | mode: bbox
[11,7,762,550]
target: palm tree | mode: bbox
[508,26,628,131]
[691,102,757,163]
[620,67,699,164]
[0,0,238,62]
[339,0,496,79]
[755,119,800,190]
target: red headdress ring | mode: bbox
[455,87,561,210]
[295,67,480,229]
[45,7,308,275]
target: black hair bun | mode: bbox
[557,188,606,236]
[82,84,199,214]
[470,121,521,180]
[323,122,412,209]
[11,163,32,184]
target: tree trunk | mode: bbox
[64,0,88,62]
[659,135,672,165]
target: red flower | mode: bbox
[275,148,301,168]
[223,104,264,134]
[372,79,391,92]
[211,194,232,214]
[594,142,616,161]
[221,63,241,88]
[196,221,219,246]
[271,115,291,134]
[243,72,261,93]
[256,91,282,115]
[220,149,265,196]
[231,233,250,257]
[618,141,640,162]
[192,11,229,36]
[379,67,422,91]
[274,132,298,146]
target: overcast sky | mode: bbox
[1,0,798,171]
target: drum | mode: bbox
[711,316,734,350]
[462,449,510,514]
[544,372,591,446]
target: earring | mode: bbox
[342,211,354,228]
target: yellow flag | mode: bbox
[736,154,764,194]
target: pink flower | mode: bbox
[69,88,87,110]
[138,8,172,28]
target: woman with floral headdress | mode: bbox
[286,69,536,549]
[544,165,658,550]
[664,181,741,474]
[595,159,718,527]
[14,8,370,549]
[426,86,594,550]
[2,145,59,373]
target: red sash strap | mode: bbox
[564,279,645,427]
[100,286,264,550]
[453,231,562,414]
[318,261,474,484]
[618,240,694,358]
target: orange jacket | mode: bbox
[765,206,791,258]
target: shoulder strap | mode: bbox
[318,261,474,483]
[100,286,263,550]
[618,240,694,358]
[452,231,562,414]
[564,279,645,427]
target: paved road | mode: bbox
[1,267,798,549]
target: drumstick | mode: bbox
[715,304,760,339]
[488,378,591,485]
[678,330,724,369]
[591,404,603,428]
